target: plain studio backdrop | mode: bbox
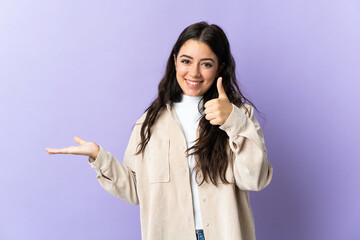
[0,0,359,239]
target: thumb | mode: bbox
[217,77,228,99]
[74,136,87,145]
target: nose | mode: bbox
[189,64,201,78]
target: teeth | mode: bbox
[189,81,200,85]
[187,80,201,85]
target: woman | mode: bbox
[46,21,273,240]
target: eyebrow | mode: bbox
[179,54,215,63]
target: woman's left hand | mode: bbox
[204,77,233,125]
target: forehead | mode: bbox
[178,39,217,59]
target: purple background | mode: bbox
[1,0,359,239]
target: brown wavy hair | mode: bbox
[136,21,261,186]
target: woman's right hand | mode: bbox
[45,136,100,160]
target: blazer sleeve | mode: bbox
[87,123,141,205]
[219,103,273,191]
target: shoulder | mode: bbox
[134,105,168,125]
[135,111,148,125]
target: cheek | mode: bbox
[203,69,217,82]
[176,65,188,76]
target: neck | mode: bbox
[179,94,203,103]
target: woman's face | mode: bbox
[174,39,222,96]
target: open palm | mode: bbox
[45,136,100,159]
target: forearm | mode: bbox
[220,103,273,191]
[88,145,139,205]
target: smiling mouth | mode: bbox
[185,78,203,86]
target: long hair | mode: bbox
[136,21,261,186]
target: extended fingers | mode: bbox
[45,147,69,154]
[45,146,77,154]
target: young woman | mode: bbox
[46,21,273,240]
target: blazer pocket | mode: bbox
[148,139,170,183]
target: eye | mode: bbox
[181,59,190,64]
[202,62,213,68]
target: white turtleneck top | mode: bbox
[172,94,204,230]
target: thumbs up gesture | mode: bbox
[204,77,233,125]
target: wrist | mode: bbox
[90,144,100,160]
